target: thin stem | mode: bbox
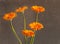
[30,31,36,44]
[30,37,35,44]
[25,36,28,44]
[10,20,22,44]
[36,13,39,22]
[30,13,39,44]
[22,12,26,29]
[22,12,27,44]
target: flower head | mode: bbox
[15,6,28,13]
[29,22,44,31]
[3,12,16,20]
[22,30,35,37]
[31,6,45,13]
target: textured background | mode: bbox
[0,0,60,44]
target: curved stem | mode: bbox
[10,20,22,44]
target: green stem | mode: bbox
[25,36,28,44]
[36,13,39,22]
[10,20,22,44]
[30,31,36,44]
[22,12,27,44]
[30,37,35,44]
[30,13,39,44]
[22,12,26,29]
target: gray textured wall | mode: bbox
[0,0,60,44]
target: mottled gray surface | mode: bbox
[0,0,60,44]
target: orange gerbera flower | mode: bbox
[3,12,16,20]
[22,30,35,37]
[29,22,44,31]
[31,6,45,13]
[15,6,28,13]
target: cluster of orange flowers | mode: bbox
[3,6,45,37]
[22,22,44,37]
